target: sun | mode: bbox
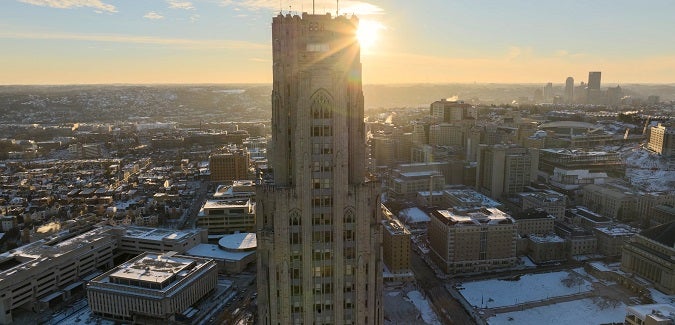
[357,20,384,51]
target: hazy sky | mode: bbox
[2,0,675,85]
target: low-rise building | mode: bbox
[566,206,612,230]
[87,252,217,323]
[625,304,675,325]
[428,207,517,274]
[513,208,556,236]
[197,198,255,237]
[113,226,207,255]
[381,218,412,281]
[0,228,116,324]
[593,224,638,257]
[442,188,502,210]
[555,221,597,256]
[186,233,256,274]
[517,190,567,219]
[387,163,445,199]
[397,207,431,233]
[527,234,567,264]
[651,204,675,226]
[582,183,636,221]
[621,222,675,295]
[213,180,256,200]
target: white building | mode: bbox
[197,198,255,236]
[625,304,675,325]
[113,226,207,255]
[186,232,256,274]
[0,228,116,324]
[87,252,217,323]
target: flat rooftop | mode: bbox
[382,219,410,235]
[121,226,200,241]
[518,191,565,203]
[529,234,565,243]
[594,225,638,237]
[626,304,675,322]
[434,207,513,226]
[218,233,256,251]
[202,199,251,209]
[568,207,611,223]
[444,189,501,207]
[109,253,194,286]
[186,244,254,262]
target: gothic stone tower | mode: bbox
[256,12,383,325]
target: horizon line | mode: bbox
[2,81,675,87]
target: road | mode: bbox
[180,180,210,230]
[199,273,257,325]
[410,251,475,325]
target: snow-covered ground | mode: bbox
[384,283,441,325]
[519,256,536,267]
[623,147,674,192]
[405,291,441,325]
[460,271,592,308]
[649,288,675,305]
[487,298,626,325]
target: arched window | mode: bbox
[344,207,355,223]
[289,209,301,226]
[311,90,333,119]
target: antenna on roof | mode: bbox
[313,0,315,14]
[337,0,339,15]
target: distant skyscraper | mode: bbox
[588,71,601,90]
[543,82,553,102]
[565,77,574,104]
[587,71,602,104]
[256,13,383,324]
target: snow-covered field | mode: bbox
[460,271,591,308]
[623,147,674,192]
[487,298,626,325]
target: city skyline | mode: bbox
[3,0,675,85]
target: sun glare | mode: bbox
[357,20,384,52]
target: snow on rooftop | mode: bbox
[588,261,612,272]
[109,253,194,284]
[186,243,254,261]
[398,207,430,224]
[626,304,675,321]
[529,234,565,243]
[594,225,638,236]
[648,288,675,305]
[444,189,501,207]
[202,199,251,209]
[437,208,512,226]
[218,233,256,251]
[460,271,592,308]
[399,171,441,178]
[123,226,195,241]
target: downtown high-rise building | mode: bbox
[256,13,383,325]
[587,71,602,104]
[565,76,574,104]
[588,71,602,90]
